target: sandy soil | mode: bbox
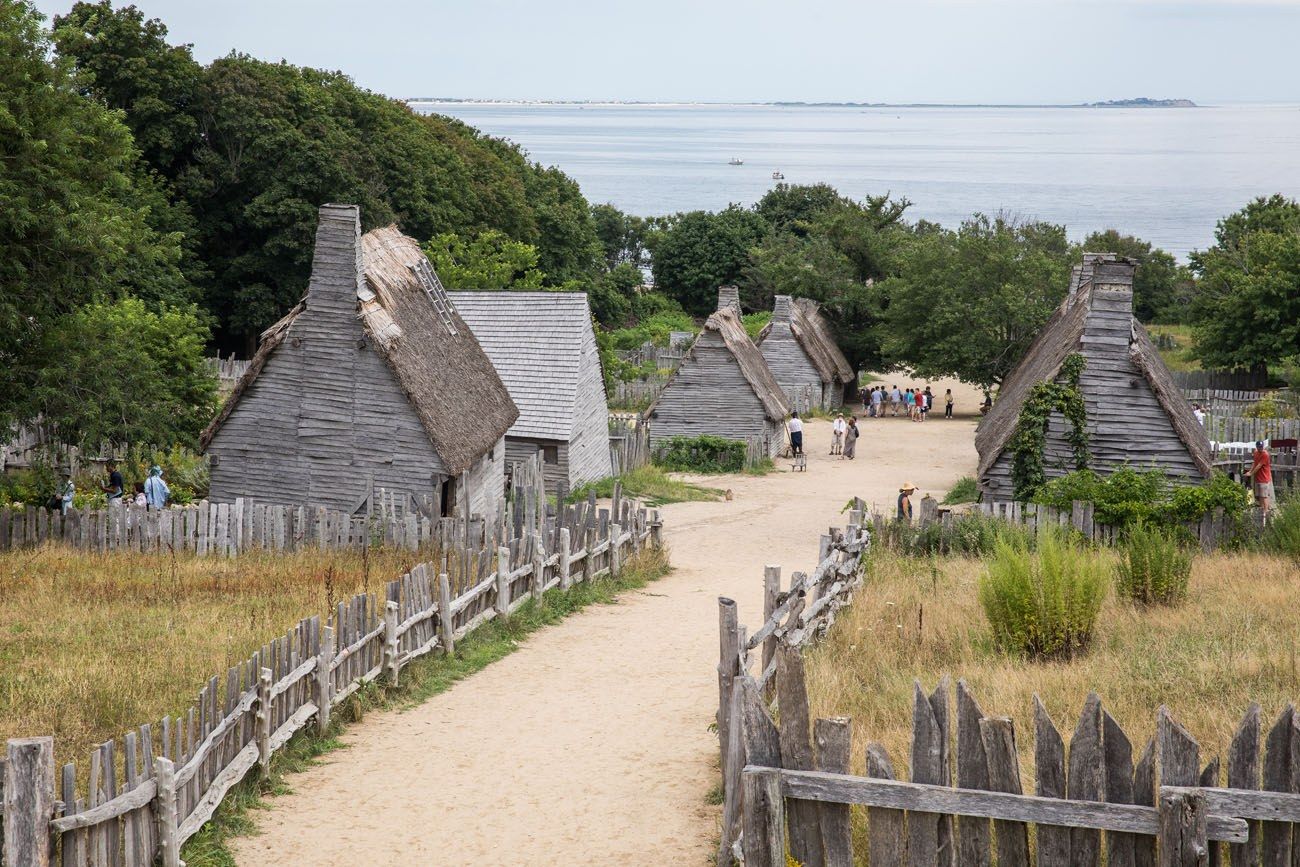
[231,378,982,866]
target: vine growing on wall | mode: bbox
[1010,353,1090,500]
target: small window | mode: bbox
[542,445,559,465]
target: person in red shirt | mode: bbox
[1248,440,1274,520]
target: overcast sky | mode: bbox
[32,0,1300,104]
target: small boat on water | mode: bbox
[728,157,744,165]
[772,170,784,180]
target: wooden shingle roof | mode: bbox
[449,291,599,442]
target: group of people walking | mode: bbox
[860,385,954,421]
[51,461,172,516]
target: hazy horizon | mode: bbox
[30,0,1300,105]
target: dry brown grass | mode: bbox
[0,545,425,768]
[804,550,1300,785]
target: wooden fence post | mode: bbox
[741,767,785,867]
[1159,789,1209,867]
[496,545,511,617]
[814,717,853,867]
[153,755,182,867]
[3,737,55,867]
[583,523,596,583]
[761,565,780,699]
[558,527,572,590]
[777,643,824,867]
[650,509,662,547]
[256,667,272,777]
[438,572,455,656]
[383,600,400,685]
[316,625,334,736]
[610,523,623,576]
[531,531,545,598]
[717,598,741,781]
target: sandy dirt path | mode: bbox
[232,380,981,866]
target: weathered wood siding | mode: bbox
[568,315,615,487]
[208,205,498,519]
[982,285,1204,498]
[649,331,782,457]
[505,437,568,494]
[464,440,505,520]
[759,300,826,412]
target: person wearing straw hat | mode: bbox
[897,482,917,522]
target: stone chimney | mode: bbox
[772,294,793,323]
[717,285,740,313]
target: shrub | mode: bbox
[1033,468,1249,528]
[653,435,747,474]
[881,511,1029,557]
[1114,523,1192,605]
[942,476,979,505]
[1264,499,1300,560]
[978,528,1108,658]
[1244,395,1297,420]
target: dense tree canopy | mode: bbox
[1188,195,1300,371]
[875,216,1074,389]
[649,206,769,315]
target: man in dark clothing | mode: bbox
[102,461,125,503]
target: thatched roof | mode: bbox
[652,306,790,422]
[975,254,1213,479]
[200,303,304,450]
[201,215,518,476]
[758,296,855,386]
[359,226,518,475]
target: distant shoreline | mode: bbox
[407,98,1201,109]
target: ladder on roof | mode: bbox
[409,258,459,336]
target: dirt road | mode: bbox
[232,381,981,865]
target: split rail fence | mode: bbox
[0,493,663,866]
[715,507,872,862]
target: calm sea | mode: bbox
[413,102,1300,257]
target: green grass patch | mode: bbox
[941,476,979,505]
[744,458,776,476]
[570,465,725,507]
[180,547,672,866]
[1146,324,1201,373]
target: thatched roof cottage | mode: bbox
[449,291,613,495]
[202,204,518,519]
[757,295,856,412]
[976,253,1213,498]
[647,288,790,458]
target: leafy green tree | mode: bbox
[1188,196,1300,371]
[876,215,1074,389]
[650,207,769,315]
[424,231,546,290]
[591,203,650,270]
[28,298,218,447]
[1083,230,1191,323]
[755,183,846,235]
[0,0,192,430]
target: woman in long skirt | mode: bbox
[843,417,859,460]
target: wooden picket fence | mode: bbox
[1173,369,1269,392]
[609,413,652,475]
[0,496,664,867]
[715,507,872,862]
[1204,414,1300,448]
[728,662,1300,866]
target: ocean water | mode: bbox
[413,102,1300,257]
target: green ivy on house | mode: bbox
[1010,354,1090,500]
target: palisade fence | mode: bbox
[1204,414,1300,448]
[608,413,652,475]
[0,483,664,866]
[1173,369,1270,392]
[716,513,1300,866]
[609,375,671,410]
[967,497,1280,551]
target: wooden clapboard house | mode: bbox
[201,204,519,520]
[647,287,791,458]
[757,294,857,412]
[448,291,614,495]
[976,253,1213,498]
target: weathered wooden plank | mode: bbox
[1135,738,1158,867]
[1069,693,1104,867]
[741,767,785,867]
[1160,706,1201,788]
[4,738,55,867]
[1159,789,1209,867]
[813,718,853,867]
[1199,759,1222,867]
[867,744,906,867]
[1260,705,1294,867]
[910,678,950,867]
[775,769,1247,841]
[1104,710,1138,867]
[777,643,824,867]
[980,717,1029,867]
[1036,696,1072,867]
[956,681,991,867]
[1227,703,1261,867]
